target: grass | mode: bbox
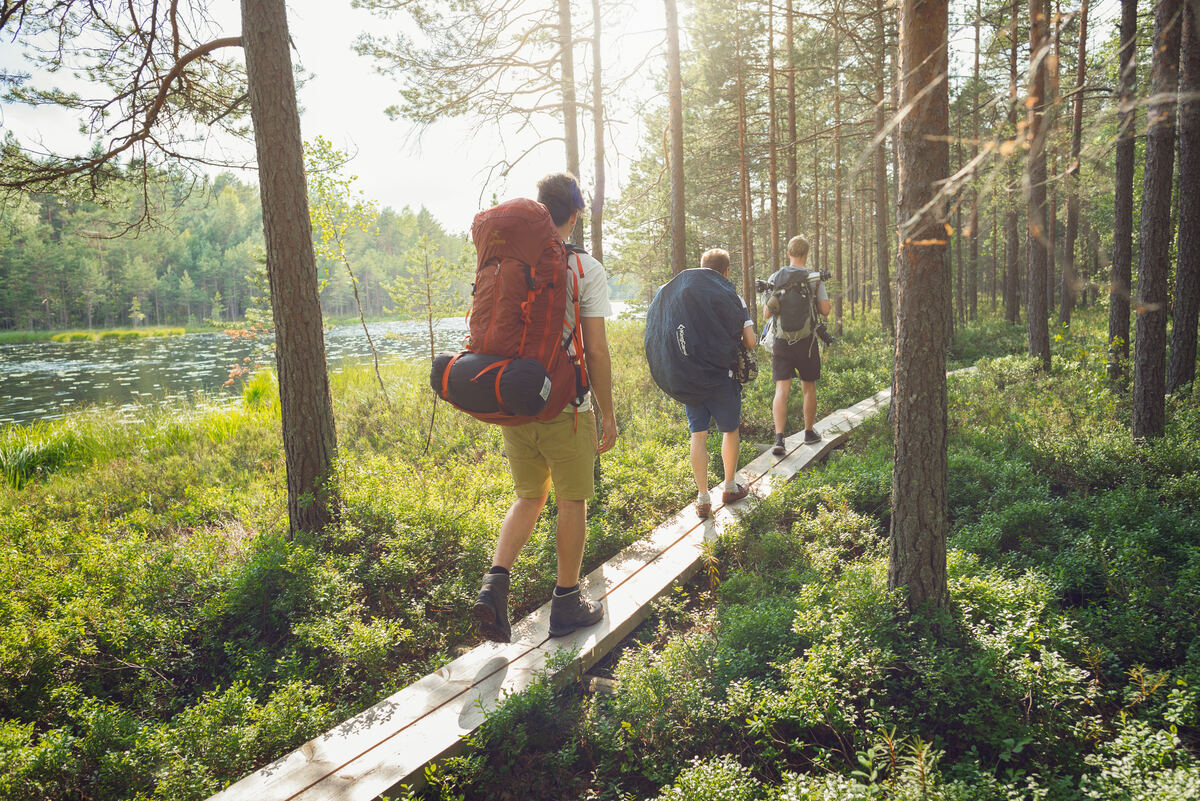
[0,326,190,344]
[1,307,1167,801]
[391,307,1200,801]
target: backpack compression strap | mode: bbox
[470,358,514,416]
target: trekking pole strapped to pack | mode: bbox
[430,198,587,425]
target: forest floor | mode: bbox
[1,307,1196,801]
[410,310,1200,801]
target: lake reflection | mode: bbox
[0,318,470,427]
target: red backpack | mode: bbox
[430,198,587,425]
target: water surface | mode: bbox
[0,319,469,427]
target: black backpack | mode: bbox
[645,269,746,405]
[764,267,817,343]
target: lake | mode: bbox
[0,304,636,427]
[0,319,471,427]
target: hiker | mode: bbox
[472,172,617,644]
[764,235,831,455]
[644,248,757,519]
[686,249,757,518]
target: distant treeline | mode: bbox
[0,171,468,331]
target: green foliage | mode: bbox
[653,755,765,801]
[0,169,467,332]
[415,309,1200,800]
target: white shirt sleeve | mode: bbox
[577,252,613,317]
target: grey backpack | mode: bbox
[764,267,816,343]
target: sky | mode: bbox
[0,0,670,234]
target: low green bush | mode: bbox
[414,308,1200,800]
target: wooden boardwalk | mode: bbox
[210,387,893,801]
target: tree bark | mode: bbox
[874,7,894,336]
[833,18,844,336]
[890,0,950,613]
[1026,0,1051,370]
[737,6,756,321]
[558,0,582,245]
[786,0,799,240]
[1006,0,1021,324]
[969,0,981,321]
[1168,5,1200,392]
[591,0,605,261]
[768,0,780,267]
[1061,0,1089,326]
[1133,0,1181,439]
[1110,0,1138,381]
[665,0,687,275]
[241,0,338,536]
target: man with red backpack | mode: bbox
[472,172,617,643]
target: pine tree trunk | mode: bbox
[558,0,581,245]
[665,0,686,275]
[874,2,894,335]
[1061,0,1089,326]
[1133,0,1181,439]
[1006,0,1021,324]
[955,115,964,326]
[786,0,798,240]
[768,0,780,264]
[241,0,338,536]
[1026,0,1051,370]
[890,0,950,612]
[874,0,894,335]
[833,23,844,336]
[1169,4,1200,392]
[969,0,981,321]
[1110,0,1138,380]
[737,12,756,320]
[590,0,605,261]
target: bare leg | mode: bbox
[492,495,547,570]
[801,380,818,431]
[690,431,710,494]
[773,379,792,434]
[720,429,740,484]
[555,498,587,587]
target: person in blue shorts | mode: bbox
[686,249,758,518]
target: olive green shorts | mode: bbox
[501,408,597,501]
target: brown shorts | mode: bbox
[501,408,598,501]
[771,335,821,382]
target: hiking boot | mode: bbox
[772,433,786,456]
[721,483,750,505]
[695,500,712,519]
[548,587,604,638]
[803,428,822,444]
[473,572,511,643]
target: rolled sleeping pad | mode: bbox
[430,351,553,417]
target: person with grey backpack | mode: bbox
[760,235,832,455]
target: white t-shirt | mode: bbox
[564,249,612,411]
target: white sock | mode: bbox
[697,491,710,503]
[724,480,737,493]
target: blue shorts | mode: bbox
[684,377,742,434]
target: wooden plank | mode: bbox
[210,640,542,801]
[286,642,560,801]
[208,387,897,801]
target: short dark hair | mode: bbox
[537,172,586,226]
[700,248,730,274]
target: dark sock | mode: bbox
[488,566,510,575]
[554,583,579,596]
